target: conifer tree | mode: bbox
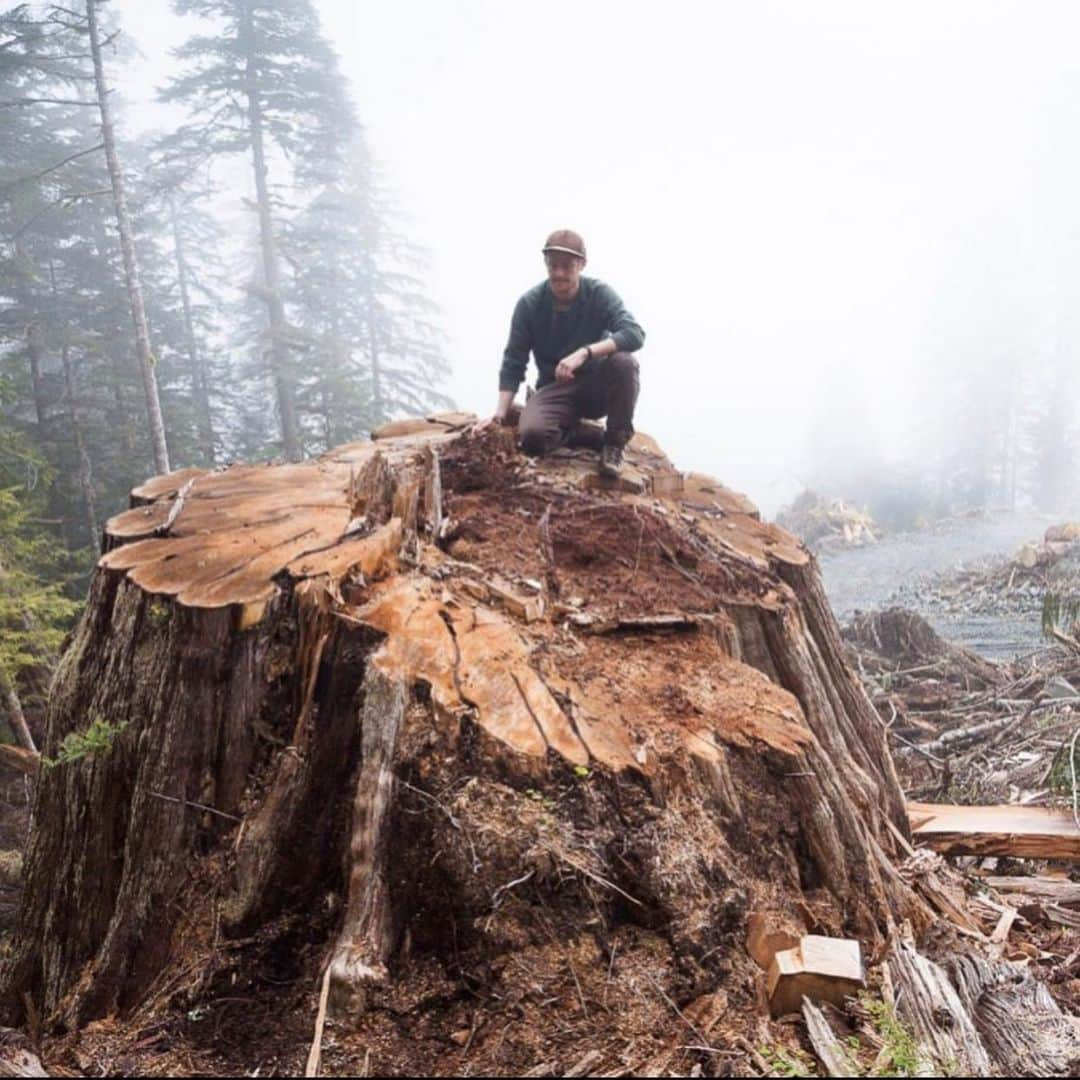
[286,143,452,447]
[161,0,355,461]
[85,0,170,474]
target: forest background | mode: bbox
[2,0,1079,744]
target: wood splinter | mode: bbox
[327,666,406,1021]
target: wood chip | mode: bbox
[563,1049,604,1077]
[767,936,864,1016]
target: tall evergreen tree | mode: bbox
[160,0,355,461]
[285,143,451,448]
[1028,350,1076,513]
[85,0,170,474]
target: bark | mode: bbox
[0,1029,47,1077]
[889,941,1079,1076]
[2,421,924,1040]
[327,666,405,1018]
[168,196,215,465]
[239,0,301,463]
[86,0,170,476]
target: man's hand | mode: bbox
[471,414,504,436]
[555,348,588,382]
[472,390,516,435]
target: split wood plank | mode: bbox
[907,801,1080,860]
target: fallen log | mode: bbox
[0,1029,47,1078]
[890,940,1080,1074]
[913,714,1021,758]
[982,876,1080,905]
[946,952,1079,1075]
[908,801,1080,859]
[0,746,38,778]
[888,942,992,1075]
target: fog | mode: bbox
[114,0,1080,516]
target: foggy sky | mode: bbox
[113,0,1080,514]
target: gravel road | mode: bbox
[818,512,1052,661]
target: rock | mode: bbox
[1045,676,1077,701]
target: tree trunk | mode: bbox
[368,316,384,427]
[239,0,301,463]
[169,197,216,466]
[0,556,37,755]
[23,321,49,440]
[59,340,99,552]
[87,218,134,463]
[0,665,35,757]
[85,0,170,477]
[48,261,98,551]
[2,422,926,1060]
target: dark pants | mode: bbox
[518,352,640,457]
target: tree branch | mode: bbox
[0,96,97,107]
[2,141,103,190]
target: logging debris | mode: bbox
[776,490,881,555]
[843,607,1080,809]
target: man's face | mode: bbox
[545,252,585,303]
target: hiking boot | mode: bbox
[598,444,623,479]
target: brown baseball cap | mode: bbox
[542,228,586,260]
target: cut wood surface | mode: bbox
[908,800,1080,859]
[767,936,864,1016]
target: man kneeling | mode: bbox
[475,229,645,478]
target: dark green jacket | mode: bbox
[499,277,645,393]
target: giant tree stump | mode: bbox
[3,416,920,1056]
